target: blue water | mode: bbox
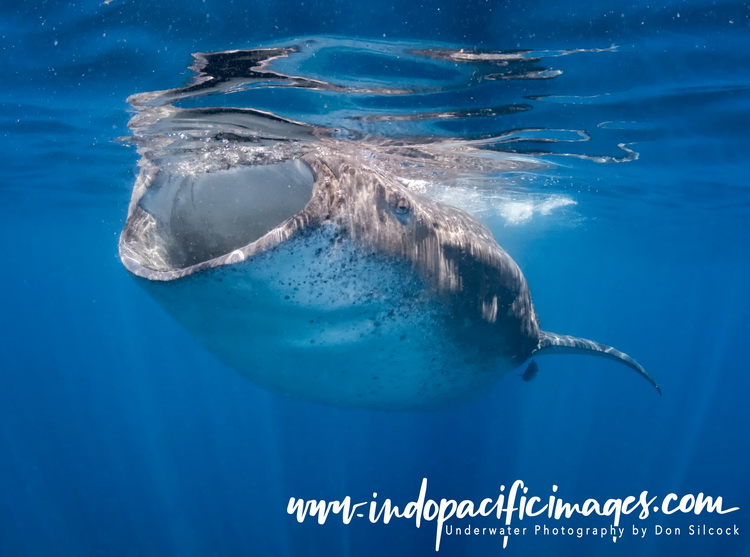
[1,1,749,556]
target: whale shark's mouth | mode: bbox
[157,159,310,268]
[121,157,315,277]
[168,160,314,268]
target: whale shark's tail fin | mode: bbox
[532,331,661,394]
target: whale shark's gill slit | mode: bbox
[138,158,314,270]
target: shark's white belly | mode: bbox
[140,227,517,410]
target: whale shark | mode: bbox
[120,145,659,410]
[119,42,659,410]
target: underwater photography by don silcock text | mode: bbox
[0,0,748,556]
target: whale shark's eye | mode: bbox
[393,197,411,215]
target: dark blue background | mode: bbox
[1,0,749,555]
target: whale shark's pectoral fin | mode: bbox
[522,360,539,382]
[533,331,662,394]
